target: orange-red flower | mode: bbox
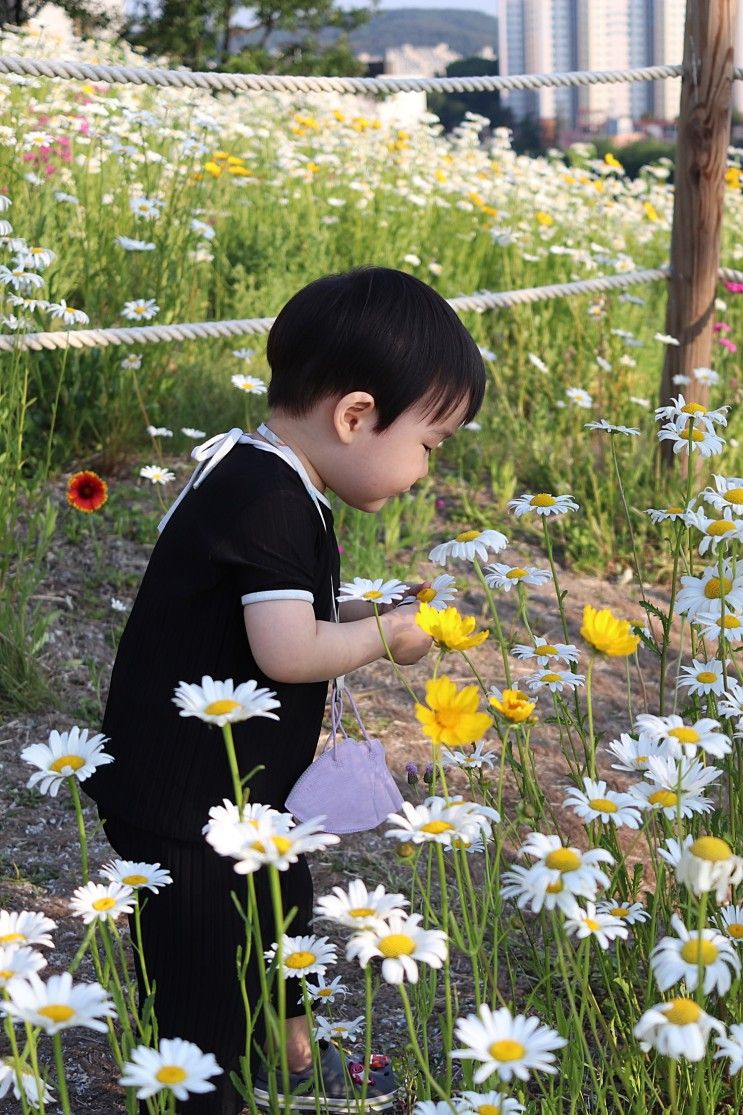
[66,470,108,513]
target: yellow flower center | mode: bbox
[648,789,677,807]
[204,699,240,716]
[477,1105,501,1115]
[122,874,148,886]
[156,1066,188,1085]
[530,493,556,507]
[691,836,733,861]
[696,672,718,684]
[728,923,743,938]
[38,1004,75,1023]
[0,933,25,944]
[584,918,602,931]
[680,939,718,965]
[379,933,416,957]
[542,672,563,683]
[666,506,684,514]
[722,615,742,629]
[611,907,630,917]
[546,880,563,893]
[250,835,293,856]
[506,568,528,579]
[285,951,316,969]
[455,530,480,542]
[0,969,15,979]
[348,907,375,918]
[363,590,383,600]
[682,402,707,414]
[539,644,559,655]
[589,797,618,813]
[49,754,85,774]
[421,820,455,834]
[417,588,436,602]
[705,576,731,599]
[708,521,736,536]
[92,897,117,912]
[726,487,743,505]
[545,848,582,872]
[487,1039,526,1062]
[636,756,649,765]
[668,727,700,744]
[317,987,333,996]
[664,999,701,1025]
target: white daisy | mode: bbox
[696,608,743,642]
[595,899,650,926]
[119,1038,222,1101]
[384,797,498,848]
[191,218,216,240]
[525,668,585,693]
[139,465,175,484]
[2,972,115,1034]
[231,374,266,394]
[450,1003,566,1084]
[21,726,114,797]
[507,492,579,518]
[202,799,284,859]
[483,563,551,592]
[629,754,721,818]
[401,573,458,610]
[645,504,692,524]
[440,740,498,771]
[674,561,743,621]
[654,332,680,346]
[0,265,44,291]
[518,833,614,899]
[345,912,447,985]
[304,974,348,1003]
[527,352,549,374]
[13,245,55,270]
[312,1016,365,1043]
[676,836,743,902]
[714,1023,743,1075]
[684,508,743,554]
[46,299,89,325]
[716,904,743,942]
[657,422,725,458]
[146,425,173,438]
[455,1089,525,1115]
[655,394,729,431]
[0,910,56,949]
[718,679,743,725]
[232,348,255,360]
[511,639,579,667]
[702,475,743,516]
[173,675,280,726]
[562,777,643,828]
[121,354,142,370]
[585,419,641,436]
[121,298,159,320]
[500,862,579,914]
[562,899,629,948]
[634,713,731,760]
[634,998,725,1061]
[0,944,47,991]
[110,597,128,612]
[181,427,207,439]
[99,860,173,893]
[693,367,720,386]
[677,659,726,697]
[129,196,163,220]
[651,913,740,995]
[605,730,670,773]
[264,933,337,979]
[337,577,409,606]
[658,835,694,869]
[0,1058,54,1106]
[116,236,156,251]
[214,814,340,874]
[565,386,593,409]
[314,879,408,930]
[428,529,508,566]
[69,882,135,925]
[0,195,11,211]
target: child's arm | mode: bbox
[243,600,432,684]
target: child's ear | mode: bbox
[333,391,377,444]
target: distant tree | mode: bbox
[0,0,112,33]
[226,33,365,77]
[127,0,374,70]
[427,56,503,135]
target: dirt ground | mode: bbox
[0,482,682,1113]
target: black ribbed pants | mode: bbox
[102,814,314,1115]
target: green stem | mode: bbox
[473,559,511,684]
[397,983,448,1100]
[221,722,244,807]
[267,866,291,1110]
[585,654,597,780]
[373,608,419,703]
[52,1033,72,1115]
[67,776,89,884]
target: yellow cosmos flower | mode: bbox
[489,689,536,723]
[604,152,623,169]
[415,603,488,652]
[581,605,640,657]
[415,676,492,747]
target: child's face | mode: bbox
[331,396,471,512]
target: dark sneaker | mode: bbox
[252,1041,398,1112]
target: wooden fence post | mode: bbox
[659,0,736,464]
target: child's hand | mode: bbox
[378,582,431,615]
[383,602,433,665]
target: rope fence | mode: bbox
[5,267,743,353]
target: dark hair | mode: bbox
[266,266,486,430]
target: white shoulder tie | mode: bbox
[157,427,246,533]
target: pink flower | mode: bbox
[713,322,732,334]
[724,281,743,294]
[717,337,738,353]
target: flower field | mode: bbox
[3,22,743,1115]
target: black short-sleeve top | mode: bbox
[84,442,340,840]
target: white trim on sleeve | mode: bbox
[241,589,315,606]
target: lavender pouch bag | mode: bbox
[285,683,404,835]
